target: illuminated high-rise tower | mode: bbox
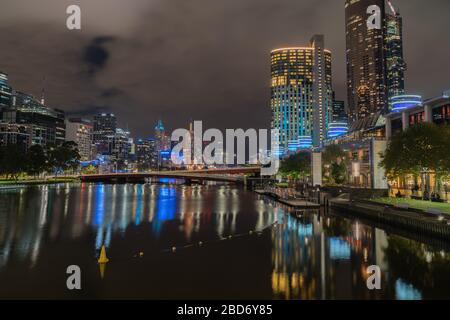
[385,7,406,98]
[270,35,332,153]
[345,0,387,123]
[93,113,117,155]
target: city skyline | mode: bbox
[0,0,449,303]
[0,0,449,136]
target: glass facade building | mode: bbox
[332,97,346,122]
[271,35,332,153]
[93,113,117,155]
[386,12,407,98]
[0,71,12,109]
[2,90,66,146]
[136,138,159,171]
[345,0,387,123]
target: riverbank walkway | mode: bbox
[254,188,320,209]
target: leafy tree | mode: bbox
[47,142,81,175]
[330,162,347,185]
[0,145,26,181]
[81,164,97,174]
[322,144,348,185]
[322,144,346,166]
[279,151,311,181]
[380,123,450,190]
[381,123,450,177]
[63,141,81,173]
[26,145,47,177]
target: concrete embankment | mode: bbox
[330,198,450,241]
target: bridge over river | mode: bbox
[80,166,263,184]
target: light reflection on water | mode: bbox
[0,182,449,299]
[0,182,276,264]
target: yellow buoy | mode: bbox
[99,263,106,279]
[98,245,109,264]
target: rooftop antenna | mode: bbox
[386,0,397,16]
[40,76,46,105]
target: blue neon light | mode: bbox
[328,121,349,138]
[390,95,422,113]
[298,136,312,149]
[160,150,171,159]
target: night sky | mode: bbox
[0,0,449,137]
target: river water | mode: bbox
[0,182,449,299]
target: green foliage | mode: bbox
[279,151,311,180]
[81,164,97,174]
[47,141,81,174]
[380,123,450,179]
[0,145,27,181]
[0,142,81,179]
[322,144,346,166]
[330,162,347,185]
[26,145,47,176]
[322,144,347,185]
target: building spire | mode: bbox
[40,76,46,105]
[387,0,397,16]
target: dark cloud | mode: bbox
[0,0,449,138]
[68,105,113,117]
[100,87,124,98]
[83,36,116,75]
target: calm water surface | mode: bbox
[0,182,449,299]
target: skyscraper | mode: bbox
[154,119,170,151]
[332,92,347,122]
[135,138,158,171]
[0,71,12,109]
[271,35,332,153]
[386,10,406,98]
[3,90,65,146]
[65,118,94,161]
[93,113,117,155]
[329,92,348,139]
[93,113,117,139]
[154,120,171,169]
[109,128,132,167]
[345,0,387,123]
